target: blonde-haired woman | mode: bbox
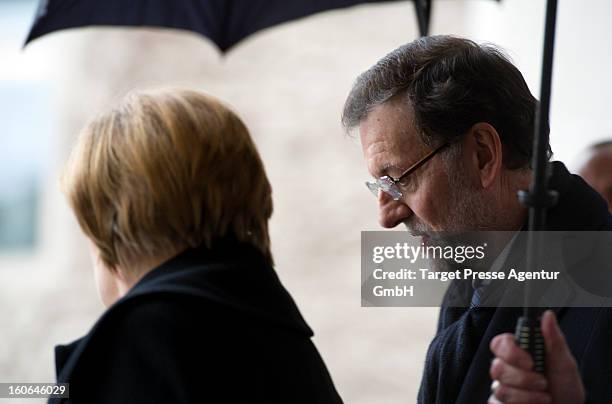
[51,89,342,404]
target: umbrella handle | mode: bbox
[515,0,558,374]
[515,316,545,373]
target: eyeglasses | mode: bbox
[365,143,449,200]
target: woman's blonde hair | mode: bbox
[63,88,273,273]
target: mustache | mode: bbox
[404,220,459,246]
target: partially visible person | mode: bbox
[51,89,343,403]
[577,140,612,212]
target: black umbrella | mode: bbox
[24,0,503,50]
[414,0,433,37]
[25,0,405,52]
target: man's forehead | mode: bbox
[359,126,427,177]
[359,102,425,153]
[360,105,416,143]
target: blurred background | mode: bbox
[1,0,611,402]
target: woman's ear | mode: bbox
[465,122,503,189]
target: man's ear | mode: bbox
[465,122,503,189]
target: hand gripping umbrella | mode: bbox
[515,0,559,374]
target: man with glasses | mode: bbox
[342,35,611,403]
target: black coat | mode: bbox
[418,162,612,403]
[50,239,343,403]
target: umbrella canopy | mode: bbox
[25,0,502,51]
[25,0,404,52]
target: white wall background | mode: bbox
[1,1,612,403]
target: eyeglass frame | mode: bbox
[365,142,450,201]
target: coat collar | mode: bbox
[545,161,612,230]
[54,237,313,381]
[125,237,313,337]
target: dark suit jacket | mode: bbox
[418,162,612,404]
[49,238,343,404]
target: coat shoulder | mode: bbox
[65,294,342,403]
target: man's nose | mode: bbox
[377,191,412,228]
